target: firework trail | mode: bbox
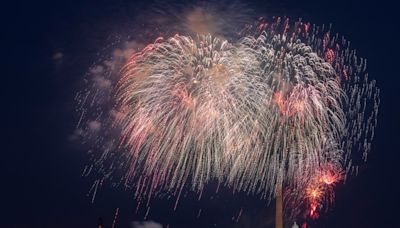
[74,5,379,218]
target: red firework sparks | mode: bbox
[304,164,343,219]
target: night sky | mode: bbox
[3,0,399,227]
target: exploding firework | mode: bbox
[284,163,343,220]
[115,34,262,199]
[310,164,343,217]
[74,6,379,220]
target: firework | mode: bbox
[115,34,260,198]
[75,13,379,217]
[305,164,343,219]
[283,163,343,220]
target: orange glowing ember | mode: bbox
[306,186,323,200]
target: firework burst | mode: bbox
[75,9,379,219]
[115,34,262,198]
[284,163,343,220]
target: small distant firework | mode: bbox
[284,163,343,220]
[305,164,343,219]
[74,4,379,221]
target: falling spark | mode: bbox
[112,208,119,228]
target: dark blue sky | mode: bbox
[3,0,399,227]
